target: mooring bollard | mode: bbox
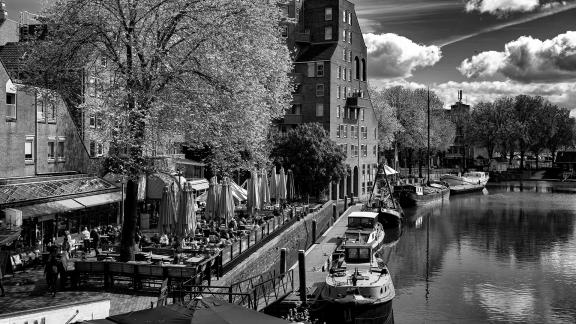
[298,250,307,304]
[312,220,317,244]
[280,248,287,276]
[332,203,337,221]
[344,195,348,210]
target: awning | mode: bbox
[187,179,209,191]
[13,199,84,221]
[74,192,122,208]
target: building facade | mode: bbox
[278,0,379,200]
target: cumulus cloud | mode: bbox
[364,33,442,79]
[458,31,576,82]
[465,0,540,14]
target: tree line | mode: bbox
[464,95,576,169]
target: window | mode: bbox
[348,50,352,63]
[97,143,104,156]
[351,145,356,157]
[337,86,341,99]
[325,8,333,21]
[89,115,96,128]
[316,103,324,117]
[89,141,96,157]
[361,144,367,157]
[343,10,347,22]
[307,63,315,77]
[342,49,346,61]
[343,125,348,138]
[316,84,324,97]
[361,109,365,121]
[351,125,355,139]
[336,124,341,137]
[348,12,352,24]
[25,138,33,161]
[48,102,56,122]
[57,139,65,159]
[96,116,103,128]
[349,30,352,43]
[281,25,288,38]
[48,141,55,160]
[343,87,347,99]
[337,105,341,118]
[342,29,347,42]
[6,92,16,119]
[373,145,377,156]
[289,104,301,115]
[337,66,341,79]
[89,77,96,97]
[324,26,332,40]
[37,99,45,121]
[362,59,367,81]
[362,126,367,138]
[316,62,324,77]
[343,68,347,81]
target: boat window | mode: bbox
[359,248,370,260]
[348,248,359,259]
[345,247,372,263]
[348,217,373,228]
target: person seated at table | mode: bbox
[159,233,169,246]
[61,236,71,257]
[81,227,91,253]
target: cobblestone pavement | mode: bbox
[0,265,158,316]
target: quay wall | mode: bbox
[216,200,346,286]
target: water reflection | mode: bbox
[382,185,576,323]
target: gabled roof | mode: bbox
[296,44,337,62]
[0,42,25,80]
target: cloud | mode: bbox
[465,0,540,14]
[458,31,576,82]
[364,33,442,79]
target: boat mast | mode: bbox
[427,86,431,186]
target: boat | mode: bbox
[320,242,395,324]
[365,163,404,227]
[343,211,385,251]
[440,171,489,194]
[393,88,450,208]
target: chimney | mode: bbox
[0,2,6,23]
[458,90,463,103]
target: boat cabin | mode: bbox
[347,212,379,229]
[344,244,372,264]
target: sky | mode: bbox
[4,0,576,110]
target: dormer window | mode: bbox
[325,8,332,21]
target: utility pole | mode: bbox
[427,87,431,186]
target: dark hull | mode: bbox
[397,187,450,207]
[316,299,394,324]
[449,184,486,195]
[378,207,404,228]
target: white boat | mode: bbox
[440,171,490,194]
[320,243,395,323]
[343,212,385,251]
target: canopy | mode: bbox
[105,298,290,324]
[176,182,196,237]
[258,170,270,210]
[383,165,399,175]
[246,170,260,217]
[158,185,177,234]
[270,166,277,201]
[277,167,287,201]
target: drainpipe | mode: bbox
[34,89,38,176]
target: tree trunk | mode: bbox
[407,149,413,176]
[418,148,423,179]
[520,150,525,170]
[509,149,514,166]
[535,152,539,169]
[120,179,138,262]
[551,149,557,163]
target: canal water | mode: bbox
[382,181,576,324]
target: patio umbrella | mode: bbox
[205,176,220,221]
[246,170,260,217]
[278,167,287,201]
[270,166,277,202]
[158,185,177,234]
[218,177,235,225]
[286,169,295,201]
[176,182,196,237]
[105,297,290,324]
[259,169,270,210]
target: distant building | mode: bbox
[277,0,379,200]
[444,90,474,170]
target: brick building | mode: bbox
[444,90,474,170]
[278,0,379,200]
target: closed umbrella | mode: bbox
[278,167,287,201]
[205,176,220,221]
[246,170,260,217]
[158,185,177,234]
[286,169,295,201]
[270,166,277,202]
[176,182,196,237]
[259,169,270,210]
[218,177,235,225]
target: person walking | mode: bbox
[45,249,59,297]
[90,227,100,256]
[82,227,91,254]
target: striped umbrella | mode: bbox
[158,185,177,234]
[218,177,235,225]
[287,169,295,201]
[246,170,260,217]
[259,169,270,209]
[270,166,277,202]
[205,176,220,221]
[278,167,287,201]
[176,182,196,237]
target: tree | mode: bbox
[270,123,347,199]
[547,106,576,162]
[24,0,292,261]
[370,87,403,150]
[512,95,545,169]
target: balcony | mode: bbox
[283,114,302,124]
[295,31,311,43]
[346,94,371,108]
